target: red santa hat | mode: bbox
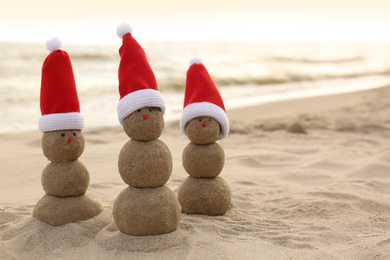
[180,57,229,140]
[38,38,84,132]
[116,22,166,125]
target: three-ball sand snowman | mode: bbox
[178,58,231,215]
[33,39,102,225]
[112,23,181,235]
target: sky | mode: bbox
[1,0,390,43]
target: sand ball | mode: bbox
[287,121,307,134]
[118,139,172,188]
[42,160,90,197]
[42,130,85,162]
[185,117,220,144]
[178,176,231,216]
[123,107,164,141]
[182,142,225,178]
[33,194,102,226]
[113,186,182,236]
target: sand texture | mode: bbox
[113,186,181,236]
[41,160,89,197]
[2,85,390,258]
[118,139,173,188]
[182,142,225,178]
[178,176,231,215]
[33,194,102,226]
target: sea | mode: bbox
[1,41,390,134]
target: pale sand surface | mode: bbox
[2,85,390,259]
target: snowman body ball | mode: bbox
[178,58,231,216]
[33,38,102,226]
[112,23,181,236]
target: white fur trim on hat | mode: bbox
[117,22,133,39]
[189,57,203,66]
[39,112,85,132]
[117,89,166,125]
[46,37,62,52]
[180,102,229,140]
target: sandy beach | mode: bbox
[1,85,390,259]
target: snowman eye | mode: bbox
[137,109,141,112]
[61,133,65,137]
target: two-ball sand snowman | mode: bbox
[33,38,102,226]
[178,58,231,215]
[112,23,181,236]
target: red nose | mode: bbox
[67,137,72,143]
[143,114,148,119]
[202,122,206,127]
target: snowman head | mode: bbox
[185,116,220,144]
[122,106,164,141]
[42,130,85,162]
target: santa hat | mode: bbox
[180,57,229,140]
[116,22,166,125]
[38,38,84,132]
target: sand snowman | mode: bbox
[178,58,231,215]
[33,38,102,226]
[112,23,181,236]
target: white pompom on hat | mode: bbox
[189,57,203,66]
[45,37,62,52]
[116,22,166,125]
[180,57,229,140]
[39,38,84,132]
[116,22,133,39]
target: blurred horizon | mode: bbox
[2,40,390,133]
[2,1,390,133]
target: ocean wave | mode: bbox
[2,40,390,133]
[1,42,390,91]
[157,71,390,90]
[272,56,365,64]
[69,53,117,61]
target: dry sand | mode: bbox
[2,85,390,259]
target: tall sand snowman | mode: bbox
[178,57,231,215]
[33,38,102,226]
[112,23,181,236]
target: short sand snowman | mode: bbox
[112,23,181,236]
[178,58,231,215]
[33,38,102,226]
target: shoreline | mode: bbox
[1,81,389,137]
[227,82,389,120]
